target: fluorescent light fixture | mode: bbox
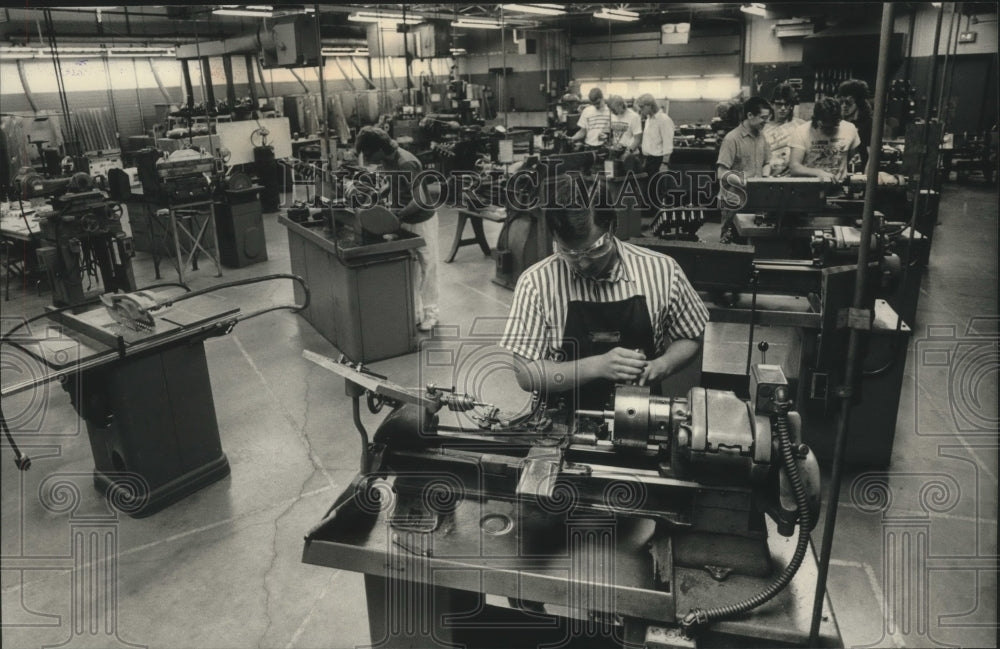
[594,7,639,21]
[501,4,566,15]
[740,3,768,17]
[0,49,35,59]
[214,7,274,17]
[450,47,468,55]
[348,12,422,25]
[453,18,503,29]
[321,47,370,56]
[0,45,175,59]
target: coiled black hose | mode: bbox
[681,387,811,635]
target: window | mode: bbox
[635,80,663,97]
[606,82,629,97]
[664,79,698,100]
[700,76,740,100]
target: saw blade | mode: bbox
[100,291,160,332]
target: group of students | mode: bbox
[716,79,874,242]
[570,87,677,178]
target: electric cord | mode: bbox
[145,273,310,323]
[0,280,189,471]
[681,389,811,637]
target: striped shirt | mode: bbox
[500,239,709,361]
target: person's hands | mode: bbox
[638,356,670,386]
[721,170,746,187]
[591,347,647,383]
[816,170,837,183]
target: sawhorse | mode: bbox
[445,208,506,263]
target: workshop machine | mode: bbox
[1,274,310,514]
[13,168,137,306]
[154,148,218,203]
[638,222,911,468]
[492,152,599,290]
[301,353,841,647]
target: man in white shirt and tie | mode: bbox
[636,94,675,217]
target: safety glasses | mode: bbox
[555,232,613,261]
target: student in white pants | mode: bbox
[355,127,440,331]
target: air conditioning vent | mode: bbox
[774,19,814,39]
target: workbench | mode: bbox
[0,206,44,300]
[126,188,220,281]
[1,292,238,516]
[302,479,843,648]
[280,215,423,363]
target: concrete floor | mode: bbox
[1,182,996,648]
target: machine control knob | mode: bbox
[757,341,769,364]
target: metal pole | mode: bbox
[936,3,958,122]
[941,3,962,133]
[893,2,947,339]
[808,3,894,644]
[315,5,330,200]
[501,7,508,129]
[925,4,945,122]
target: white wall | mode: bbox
[745,16,803,63]
[745,3,998,64]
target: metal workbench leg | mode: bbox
[445,211,469,263]
[148,205,162,280]
[207,202,222,277]
[169,207,185,285]
[470,216,491,256]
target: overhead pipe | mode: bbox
[808,3,895,644]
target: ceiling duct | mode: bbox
[174,14,319,67]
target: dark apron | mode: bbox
[557,296,656,412]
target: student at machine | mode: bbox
[787,97,862,184]
[499,174,709,411]
[353,126,440,332]
[716,96,772,243]
[571,87,612,150]
[762,82,806,177]
[837,78,874,171]
[607,95,643,156]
